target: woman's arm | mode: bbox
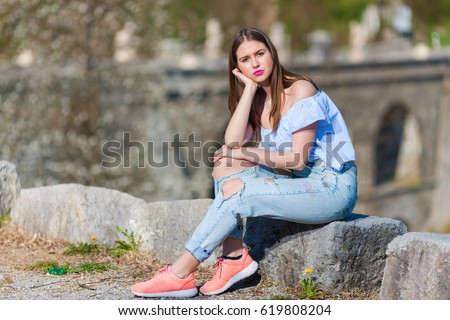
[217,79,319,170]
[215,122,317,171]
[224,68,257,147]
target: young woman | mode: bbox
[131,27,357,298]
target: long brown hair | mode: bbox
[228,27,317,141]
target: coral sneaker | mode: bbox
[200,247,258,295]
[131,265,198,298]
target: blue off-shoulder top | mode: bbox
[260,90,356,171]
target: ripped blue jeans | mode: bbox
[184,160,358,262]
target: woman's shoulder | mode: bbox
[287,80,317,101]
[284,80,318,109]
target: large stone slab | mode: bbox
[11,185,216,263]
[0,160,21,216]
[380,232,450,299]
[130,199,217,264]
[10,184,148,245]
[244,214,407,293]
[11,185,411,289]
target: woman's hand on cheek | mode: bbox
[232,68,257,89]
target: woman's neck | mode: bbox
[260,83,271,99]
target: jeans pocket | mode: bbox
[318,169,337,192]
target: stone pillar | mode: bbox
[0,161,21,216]
[395,114,422,182]
[428,74,450,232]
[15,49,35,68]
[114,22,138,63]
[270,22,291,63]
[203,18,223,60]
[307,30,333,64]
[349,22,368,63]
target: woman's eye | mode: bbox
[257,51,264,56]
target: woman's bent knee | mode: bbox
[222,178,244,199]
[213,158,255,180]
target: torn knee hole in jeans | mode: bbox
[264,178,273,183]
[221,178,244,199]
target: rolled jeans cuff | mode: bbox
[184,239,211,262]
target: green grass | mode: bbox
[63,226,141,258]
[64,242,100,256]
[29,226,140,277]
[108,226,141,257]
[69,262,119,273]
[0,213,11,228]
[28,261,61,272]
[271,269,325,300]
[272,295,294,300]
[28,260,118,274]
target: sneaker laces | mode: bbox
[212,257,225,278]
[157,265,170,274]
[213,257,225,268]
[213,246,250,269]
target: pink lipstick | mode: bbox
[253,70,264,76]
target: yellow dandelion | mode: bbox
[305,268,313,274]
[91,235,97,241]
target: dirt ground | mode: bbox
[0,220,378,300]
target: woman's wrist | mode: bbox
[243,82,258,94]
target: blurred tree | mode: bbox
[160,0,209,51]
[0,0,449,62]
[157,0,278,53]
[277,0,372,52]
[209,0,277,45]
[0,0,164,64]
[403,0,450,45]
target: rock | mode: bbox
[380,232,450,299]
[10,185,217,263]
[10,184,148,245]
[11,185,414,291]
[0,161,21,216]
[244,214,407,293]
[130,199,217,264]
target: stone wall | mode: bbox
[0,61,228,202]
[1,56,450,231]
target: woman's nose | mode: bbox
[251,58,259,67]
